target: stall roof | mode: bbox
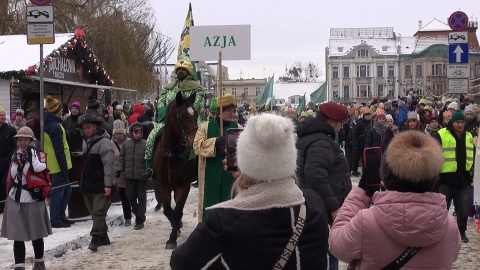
[28,76,137,92]
[0,33,73,72]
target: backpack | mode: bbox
[25,147,52,201]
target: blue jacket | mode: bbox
[397,107,409,132]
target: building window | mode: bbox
[222,87,226,96]
[356,85,370,97]
[432,64,446,76]
[378,84,384,97]
[243,87,249,96]
[232,87,237,96]
[332,66,339,78]
[343,85,350,98]
[387,65,395,77]
[382,46,388,51]
[256,86,261,96]
[338,47,344,52]
[290,97,296,104]
[388,85,394,98]
[343,66,349,78]
[357,65,370,77]
[333,86,339,98]
[357,49,368,58]
[433,83,445,96]
[416,64,423,77]
[405,65,412,77]
[377,65,384,78]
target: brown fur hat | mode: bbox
[382,131,443,187]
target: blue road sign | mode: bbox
[448,11,469,31]
[449,44,469,64]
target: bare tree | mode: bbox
[1,0,175,94]
[303,61,320,82]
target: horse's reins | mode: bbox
[164,104,198,173]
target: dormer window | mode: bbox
[338,47,344,52]
[382,46,388,51]
[357,49,368,58]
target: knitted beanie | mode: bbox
[71,102,81,111]
[451,109,466,123]
[45,95,61,113]
[112,120,126,135]
[237,114,296,182]
[15,108,24,116]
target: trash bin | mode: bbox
[68,153,90,218]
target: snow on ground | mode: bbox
[0,187,200,270]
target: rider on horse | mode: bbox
[143,59,207,177]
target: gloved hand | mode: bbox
[358,173,381,197]
[215,135,227,148]
[114,170,122,178]
[215,135,227,157]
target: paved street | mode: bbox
[0,177,479,269]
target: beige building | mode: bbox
[221,78,267,107]
[326,19,480,103]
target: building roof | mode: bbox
[418,18,450,32]
[399,37,417,54]
[0,33,73,72]
[273,82,323,104]
[329,38,398,57]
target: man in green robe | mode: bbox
[193,94,242,221]
[143,59,207,177]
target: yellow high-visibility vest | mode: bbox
[438,128,474,173]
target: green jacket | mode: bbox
[157,77,207,124]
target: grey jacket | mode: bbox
[81,129,115,188]
[118,124,146,180]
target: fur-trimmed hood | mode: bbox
[164,77,203,91]
[208,178,304,211]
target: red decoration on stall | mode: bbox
[26,66,36,76]
[74,29,85,39]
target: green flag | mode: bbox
[310,82,327,104]
[258,75,274,108]
[296,93,306,115]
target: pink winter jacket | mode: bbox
[329,187,461,270]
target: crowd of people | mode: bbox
[0,58,477,269]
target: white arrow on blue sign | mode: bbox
[449,43,469,64]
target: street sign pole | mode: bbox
[39,44,44,151]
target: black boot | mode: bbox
[33,259,46,270]
[98,232,111,246]
[88,235,99,251]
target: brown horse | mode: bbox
[152,91,199,249]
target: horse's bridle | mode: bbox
[175,104,198,148]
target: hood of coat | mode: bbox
[296,116,335,139]
[84,128,110,142]
[44,112,63,125]
[133,103,145,115]
[372,191,449,247]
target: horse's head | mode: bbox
[167,91,198,147]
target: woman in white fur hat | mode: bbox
[171,114,329,270]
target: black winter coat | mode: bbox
[296,117,352,216]
[170,188,329,270]
[352,118,371,150]
[0,123,16,172]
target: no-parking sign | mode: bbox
[29,0,52,6]
[448,11,469,31]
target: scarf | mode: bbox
[373,121,388,135]
[113,136,126,145]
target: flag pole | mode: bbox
[218,51,224,135]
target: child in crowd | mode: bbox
[116,123,148,230]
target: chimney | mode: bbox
[418,20,423,30]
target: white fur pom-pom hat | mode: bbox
[236,114,297,182]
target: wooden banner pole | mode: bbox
[219,51,224,135]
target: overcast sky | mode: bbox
[151,0,478,80]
